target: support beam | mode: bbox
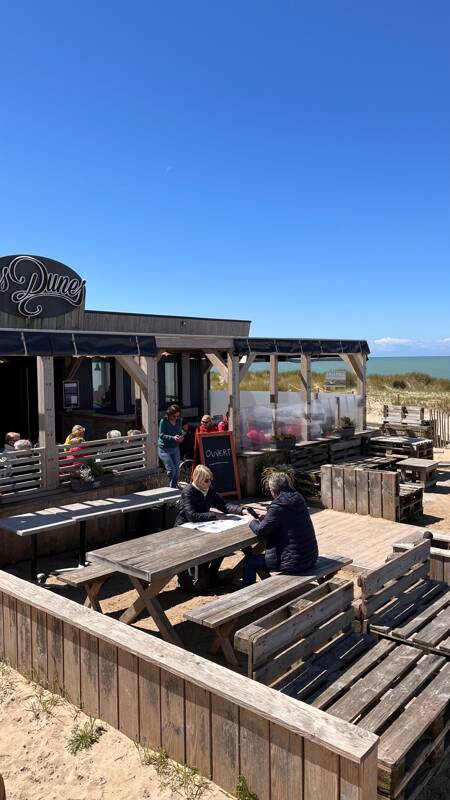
[37,356,59,489]
[239,354,256,383]
[201,360,212,416]
[340,354,364,383]
[299,355,312,441]
[139,357,159,468]
[181,353,191,408]
[227,354,241,451]
[115,355,147,394]
[66,357,85,381]
[269,354,278,437]
[340,354,367,430]
[204,351,229,384]
[115,362,125,414]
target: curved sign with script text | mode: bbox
[0,255,86,318]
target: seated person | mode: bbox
[66,436,86,468]
[243,472,318,586]
[14,439,32,451]
[198,415,217,433]
[218,412,229,431]
[64,425,86,446]
[3,432,20,452]
[175,464,250,591]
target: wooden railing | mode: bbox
[0,572,378,800]
[0,448,44,498]
[429,408,450,447]
[57,434,149,485]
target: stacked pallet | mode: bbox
[328,435,362,462]
[369,435,433,459]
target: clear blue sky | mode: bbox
[1,2,449,355]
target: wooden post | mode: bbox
[357,354,367,431]
[270,354,278,438]
[201,360,212,416]
[181,353,191,408]
[227,354,241,451]
[141,357,159,469]
[299,355,312,441]
[37,356,59,489]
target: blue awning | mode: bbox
[233,338,370,357]
[0,331,157,357]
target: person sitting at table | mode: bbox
[66,436,87,468]
[242,471,318,586]
[64,425,86,446]
[3,432,20,452]
[175,464,250,592]
[218,411,229,431]
[14,439,32,451]
[198,414,217,433]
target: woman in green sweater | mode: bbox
[158,404,185,488]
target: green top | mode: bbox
[158,417,184,449]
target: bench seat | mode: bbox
[59,563,116,612]
[184,554,351,665]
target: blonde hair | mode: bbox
[192,464,213,484]
[71,425,86,436]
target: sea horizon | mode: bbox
[250,355,450,380]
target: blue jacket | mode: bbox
[249,491,318,573]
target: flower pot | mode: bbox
[336,426,355,439]
[265,437,296,451]
[70,478,95,492]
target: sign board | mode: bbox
[63,380,80,409]
[194,431,241,498]
[325,369,347,388]
[0,255,86,318]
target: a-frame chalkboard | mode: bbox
[194,431,241,499]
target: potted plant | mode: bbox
[70,459,115,491]
[335,417,355,439]
[265,433,296,451]
[260,464,297,496]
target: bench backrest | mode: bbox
[234,578,354,685]
[357,539,431,620]
[383,405,425,423]
[321,464,399,520]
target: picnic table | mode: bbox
[0,487,180,581]
[87,518,259,646]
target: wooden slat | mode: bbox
[270,723,303,800]
[211,695,239,792]
[161,669,185,764]
[185,683,211,778]
[98,639,118,728]
[332,467,344,511]
[392,589,450,639]
[340,753,378,800]
[240,708,270,800]
[368,472,382,518]
[0,593,4,660]
[3,594,17,668]
[358,540,430,597]
[118,650,139,741]
[381,472,397,522]
[47,615,64,691]
[31,607,47,683]
[321,465,332,508]
[63,622,81,706]
[344,468,357,514]
[304,741,339,800]
[361,561,429,618]
[356,469,369,515]
[138,659,161,748]
[80,631,99,717]
[16,600,32,675]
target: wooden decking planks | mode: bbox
[310,508,428,570]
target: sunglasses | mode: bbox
[204,478,212,483]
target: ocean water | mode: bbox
[252,356,450,379]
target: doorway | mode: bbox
[0,357,38,445]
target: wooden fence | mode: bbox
[0,448,44,498]
[429,408,450,447]
[321,465,400,521]
[57,433,148,485]
[0,571,377,800]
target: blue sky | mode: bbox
[0,2,449,356]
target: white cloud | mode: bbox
[373,337,415,346]
[438,337,450,343]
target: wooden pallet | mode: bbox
[235,576,450,800]
[321,465,424,521]
[369,436,433,460]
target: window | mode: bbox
[164,360,178,404]
[92,360,112,410]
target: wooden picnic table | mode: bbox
[87,518,259,646]
[0,487,180,581]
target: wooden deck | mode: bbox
[309,507,429,571]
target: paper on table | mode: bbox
[181,515,245,533]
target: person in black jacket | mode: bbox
[176,464,249,591]
[243,471,318,586]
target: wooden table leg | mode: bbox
[122,576,183,647]
[210,621,239,666]
[84,580,104,613]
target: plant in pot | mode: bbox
[266,432,296,451]
[335,417,355,439]
[70,459,115,491]
[260,464,297,496]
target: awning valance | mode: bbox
[0,331,157,357]
[233,338,370,357]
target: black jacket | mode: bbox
[175,484,242,525]
[249,491,318,573]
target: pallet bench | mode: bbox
[235,576,450,800]
[397,457,440,489]
[321,464,424,521]
[184,554,351,666]
[357,539,450,657]
[393,529,450,583]
[58,563,117,612]
[369,435,433,460]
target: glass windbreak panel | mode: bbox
[164,361,178,404]
[92,360,112,410]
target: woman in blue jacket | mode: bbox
[158,404,185,488]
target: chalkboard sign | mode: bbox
[195,431,241,498]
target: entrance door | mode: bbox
[0,357,38,446]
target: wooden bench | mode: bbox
[321,464,424,521]
[58,563,117,612]
[184,554,351,666]
[235,576,450,800]
[397,457,440,489]
[357,539,450,657]
[393,529,450,583]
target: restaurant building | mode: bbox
[0,254,369,497]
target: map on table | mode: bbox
[182,515,244,533]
